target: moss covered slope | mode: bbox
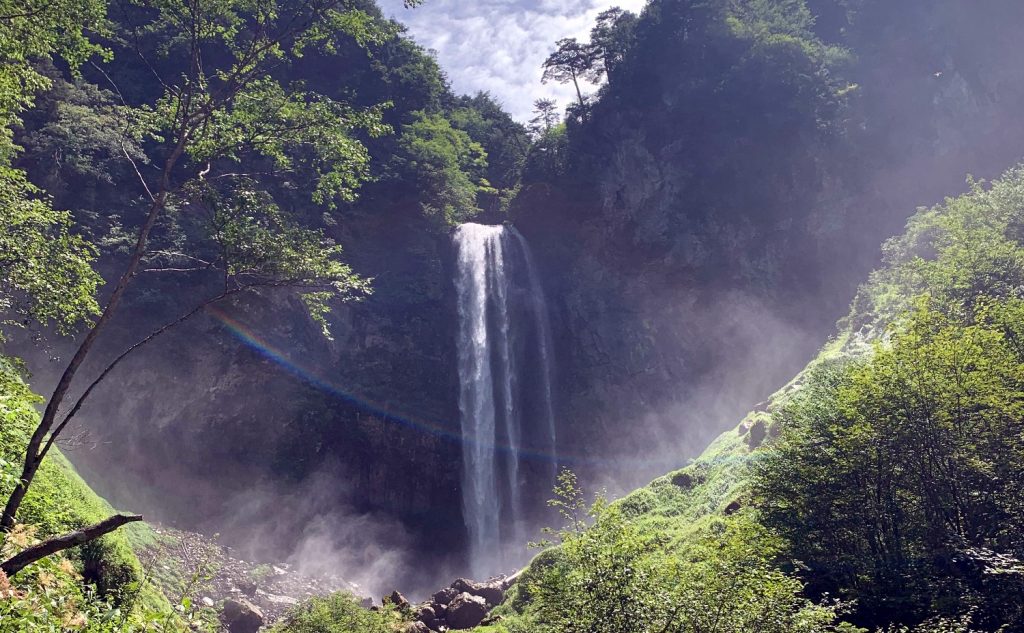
[0,359,174,622]
[614,164,1024,553]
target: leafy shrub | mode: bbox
[755,298,1024,629]
[521,470,855,633]
[269,592,398,633]
[0,533,130,632]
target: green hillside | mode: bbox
[483,168,1024,632]
[0,358,179,629]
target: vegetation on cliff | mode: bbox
[487,168,1024,632]
[512,0,1024,506]
[3,0,1024,630]
[0,0,519,625]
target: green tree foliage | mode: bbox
[0,0,108,338]
[516,470,855,633]
[398,110,491,224]
[752,169,1024,630]
[756,299,1024,629]
[0,0,108,163]
[528,99,559,137]
[20,75,147,201]
[589,7,638,85]
[449,94,528,192]
[541,38,600,108]
[0,172,101,336]
[520,0,852,278]
[1,0,398,540]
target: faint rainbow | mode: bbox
[204,304,691,469]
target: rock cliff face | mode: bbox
[38,204,466,571]
[17,0,1024,584]
[511,0,1024,493]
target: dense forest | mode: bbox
[3,0,1024,631]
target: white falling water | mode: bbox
[454,223,556,577]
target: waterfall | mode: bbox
[454,223,556,577]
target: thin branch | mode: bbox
[207,169,294,181]
[0,2,54,22]
[88,60,128,108]
[122,141,155,202]
[88,60,159,203]
[141,266,211,273]
[147,250,213,265]
[39,290,235,461]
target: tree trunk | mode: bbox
[1,137,186,531]
[0,192,166,530]
[571,72,585,108]
[1,514,143,576]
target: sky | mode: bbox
[376,0,647,122]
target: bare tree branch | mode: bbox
[1,514,143,576]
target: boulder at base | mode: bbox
[432,587,457,605]
[385,590,411,609]
[447,592,488,630]
[416,604,439,629]
[451,578,505,606]
[221,598,264,633]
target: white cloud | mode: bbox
[377,0,647,121]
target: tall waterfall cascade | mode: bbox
[453,223,557,577]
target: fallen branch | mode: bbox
[1,514,143,576]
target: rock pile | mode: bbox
[221,598,264,633]
[390,574,518,631]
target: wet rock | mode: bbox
[432,587,457,605]
[262,593,299,607]
[416,604,441,631]
[403,622,431,633]
[724,500,742,515]
[451,578,504,605]
[221,598,264,633]
[447,592,488,629]
[746,419,767,449]
[237,579,257,597]
[670,472,693,489]
[475,584,504,605]
[386,590,411,610]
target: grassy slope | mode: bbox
[612,334,851,541]
[0,362,175,619]
[604,165,1024,558]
